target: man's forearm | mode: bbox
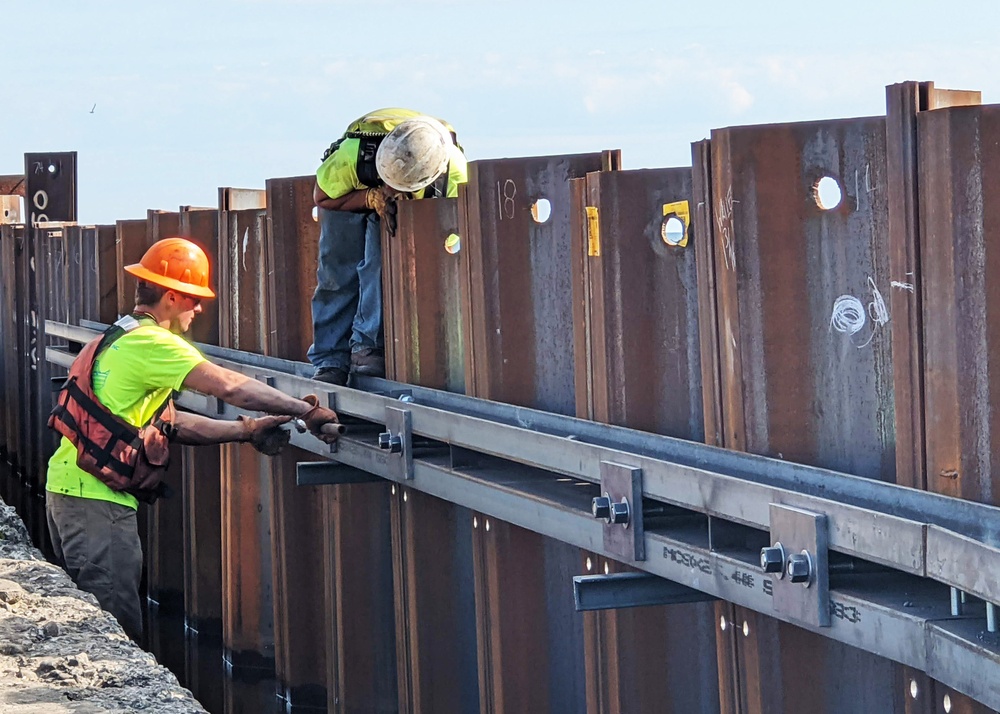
[224,377,312,416]
[172,412,246,446]
[316,188,371,212]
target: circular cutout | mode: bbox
[719,616,727,631]
[485,519,491,532]
[814,176,843,210]
[403,491,408,503]
[909,679,919,700]
[742,621,750,637]
[604,562,610,575]
[943,694,952,713]
[473,516,478,529]
[662,215,686,246]
[311,206,318,222]
[47,163,57,174]
[585,557,593,572]
[444,233,461,254]
[530,198,551,223]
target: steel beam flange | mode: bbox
[768,503,830,627]
[383,406,413,481]
[599,461,644,561]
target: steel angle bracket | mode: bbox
[380,406,413,481]
[598,461,644,561]
[767,503,830,627]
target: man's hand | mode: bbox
[239,415,293,456]
[299,394,343,444]
[366,186,408,237]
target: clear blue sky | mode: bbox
[2,0,997,224]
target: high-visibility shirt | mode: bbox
[316,107,467,201]
[46,320,205,509]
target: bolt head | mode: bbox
[378,432,391,449]
[760,545,785,573]
[609,500,630,525]
[592,496,612,520]
[388,435,403,454]
[787,553,812,584]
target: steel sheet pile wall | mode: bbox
[570,166,721,713]
[11,79,1000,714]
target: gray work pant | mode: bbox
[45,492,144,641]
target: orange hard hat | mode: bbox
[124,237,216,299]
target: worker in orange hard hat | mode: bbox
[308,108,468,386]
[45,237,343,642]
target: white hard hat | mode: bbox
[375,116,452,193]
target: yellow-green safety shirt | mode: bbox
[316,107,467,201]
[46,320,206,510]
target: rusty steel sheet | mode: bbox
[0,174,25,197]
[459,152,604,414]
[571,166,720,713]
[216,206,276,673]
[141,211,187,616]
[115,218,148,316]
[0,226,23,499]
[382,203,479,712]
[459,153,604,713]
[179,207,220,346]
[385,197,465,394]
[915,107,1000,714]
[320,481,398,712]
[264,176,333,709]
[887,83,990,714]
[701,116,908,713]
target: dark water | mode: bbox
[0,463,288,714]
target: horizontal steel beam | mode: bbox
[573,573,718,611]
[42,324,1000,709]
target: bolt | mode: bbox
[378,432,391,449]
[786,552,812,585]
[609,500,630,525]
[592,495,612,521]
[760,543,786,575]
[988,602,997,633]
[950,587,963,617]
[388,435,403,454]
[398,394,414,403]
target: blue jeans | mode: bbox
[307,208,384,371]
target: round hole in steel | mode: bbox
[585,557,593,572]
[47,163,57,174]
[662,215,686,246]
[473,516,478,529]
[604,562,610,575]
[742,621,750,637]
[943,694,952,712]
[719,616,727,631]
[444,233,461,254]
[311,206,319,222]
[530,198,551,223]
[909,680,919,700]
[814,176,842,210]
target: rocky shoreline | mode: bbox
[0,497,207,713]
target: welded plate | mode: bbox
[769,503,830,627]
[385,406,413,481]
[601,461,644,561]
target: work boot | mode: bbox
[313,366,349,386]
[351,347,385,377]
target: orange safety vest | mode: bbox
[47,315,175,503]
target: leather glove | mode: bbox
[238,414,293,456]
[299,394,343,444]
[366,186,407,237]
